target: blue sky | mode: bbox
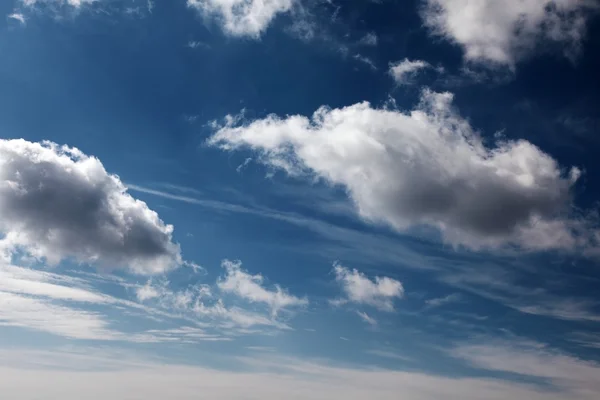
[1,0,600,399]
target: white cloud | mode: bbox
[332,264,403,311]
[422,0,599,66]
[134,260,304,331]
[7,13,26,24]
[187,0,295,38]
[218,259,307,316]
[208,89,600,253]
[389,58,430,84]
[0,139,182,275]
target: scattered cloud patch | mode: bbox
[187,40,211,49]
[20,0,95,7]
[353,54,377,70]
[358,32,378,46]
[425,293,462,308]
[208,89,600,253]
[356,310,377,326]
[422,0,599,67]
[0,139,182,275]
[389,58,430,85]
[187,0,296,38]
[332,264,403,312]
[218,259,307,316]
[7,13,26,24]
[134,259,305,332]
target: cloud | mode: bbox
[134,260,305,331]
[389,58,430,84]
[0,139,182,275]
[2,344,600,400]
[442,265,600,322]
[425,293,461,308]
[218,259,307,316]
[421,0,599,67]
[7,13,26,24]
[358,32,378,46]
[208,89,600,253]
[187,0,296,38]
[356,310,377,326]
[332,264,403,311]
[20,0,95,8]
[0,291,121,340]
[452,339,600,396]
[0,261,220,341]
[353,54,377,70]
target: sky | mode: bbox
[1,0,600,398]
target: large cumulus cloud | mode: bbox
[208,90,599,253]
[0,139,181,275]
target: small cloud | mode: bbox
[236,157,252,173]
[389,58,430,85]
[339,336,349,341]
[331,263,404,312]
[187,0,295,38]
[425,293,462,309]
[217,259,308,316]
[353,54,377,70]
[358,32,378,46]
[356,310,377,326]
[7,13,26,25]
[187,41,210,50]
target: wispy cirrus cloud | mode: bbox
[3,342,600,400]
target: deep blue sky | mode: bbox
[1,1,600,399]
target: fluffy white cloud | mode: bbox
[422,0,599,66]
[332,264,403,311]
[0,139,182,275]
[187,0,295,38]
[218,259,307,315]
[208,90,600,253]
[389,58,430,84]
